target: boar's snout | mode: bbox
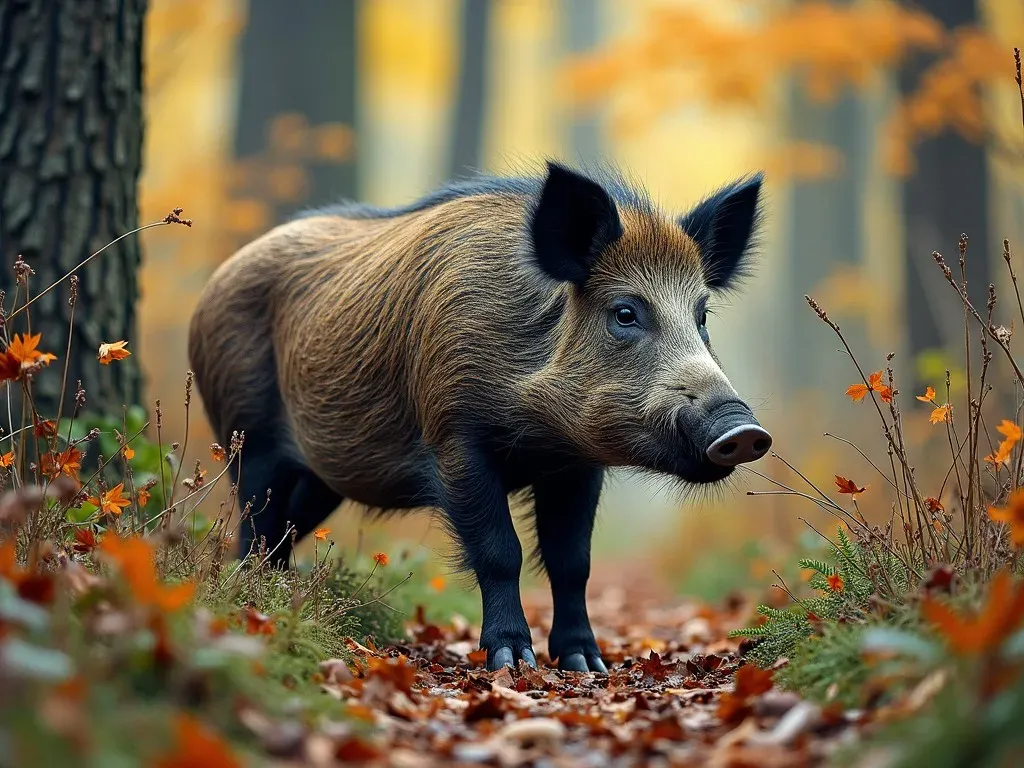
[701,401,772,467]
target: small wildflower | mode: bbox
[373,552,389,567]
[313,528,330,541]
[916,386,936,402]
[210,443,226,462]
[88,483,132,516]
[929,404,952,424]
[826,573,844,592]
[0,451,13,468]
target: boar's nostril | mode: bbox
[717,441,738,456]
[706,425,773,467]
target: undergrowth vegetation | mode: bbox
[0,211,440,766]
[729,50,1024,767]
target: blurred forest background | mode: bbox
[46,0,1024,595]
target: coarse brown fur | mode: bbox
[189,161,767,671]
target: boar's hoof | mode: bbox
[490,645,538,671]
[559,653,609,674]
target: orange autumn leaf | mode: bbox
[33,419,57,438]
[997,420,1022,444]
[153,713,241,768]
[916,386,936,402]
[987,420,1024,468]
[99,535,196,613]
[930,404,952,424]
[922,570,1024,655]
[210,443,226,462]
[313,527,330,541]
[988,490,1024,548]
[97,340,131,365]
[845,383,870,402]
[924,496,944,513]
[0,451,13,468]
[846,371,888,403]
[88,483,132,516]
[826,573,845,592]
[373,552,389,567]
[834,475,867,496]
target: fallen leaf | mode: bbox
[153,713,241,768]
[922,569,1024,655]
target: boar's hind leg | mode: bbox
[439,446,536,671]
[533,466,608,674]
[235,432,340,567]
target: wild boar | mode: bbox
[188,161,771,672]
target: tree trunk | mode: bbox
[233,0,358,218]
[899,0,990,379]
[0,0,147,420]
[448,0,492,179]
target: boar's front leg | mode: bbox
[533,465,608,674]
[439,445,536,671]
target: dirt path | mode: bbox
[315,564,857,766]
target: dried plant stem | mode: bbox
[7,220,177,323]
[933,251,1024,386]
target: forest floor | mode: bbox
[315,562,861,767]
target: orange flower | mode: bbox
[429,576,446,591]
[826,573,844,592]
[916,386,936,402]
[41,447,81,480]
[373,552,389,567]
[88,483,132,516]
[210,443,226,462]
[0,451,14,468]
[930,404,952,424]
[121,445,135,460]
[313,527,330,541]
[989,490,1024,548]
[97,340,131,365]
[99,534,196,613]
[153,713,241,768]
[6,333,57,370]
[924,496,943,513]
[834,475,867,496]
[922,570,1024,655]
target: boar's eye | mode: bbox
[614,306,638,327]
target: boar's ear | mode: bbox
[678,173,764,291]
[530,162,623,286]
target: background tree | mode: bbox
[231,0,358,230]
[448,0,493,180]
[0,0,148,417]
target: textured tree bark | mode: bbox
[0,0,147,419]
